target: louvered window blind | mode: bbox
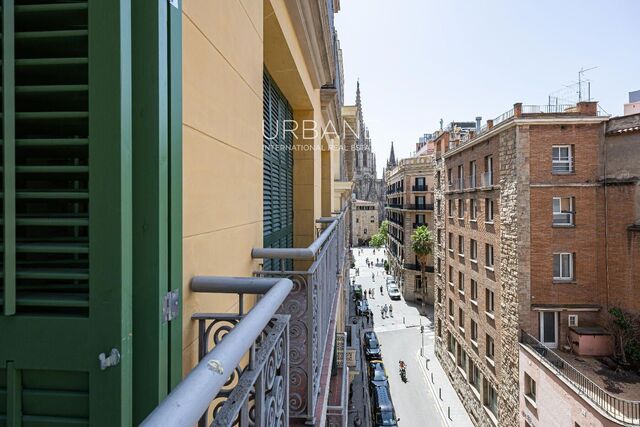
[262,70,293,271]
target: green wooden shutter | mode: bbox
[0,1,133,425]
[262,70,293,271]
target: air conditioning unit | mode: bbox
[568,314,579,327]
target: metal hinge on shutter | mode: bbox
[162,289,180,323]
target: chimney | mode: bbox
[475,116,482,132]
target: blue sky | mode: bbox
[335,0,640,176]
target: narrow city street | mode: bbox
[351,247,443,427]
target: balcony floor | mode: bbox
[556,351,640,400]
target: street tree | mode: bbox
[411,225,433,296]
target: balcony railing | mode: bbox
[142,277,293,427]
[413,222,426,229]
[522,104,576,114]
[251,208,349,424]
[521,330,640,425]
[386,203,403,209]
[405,203,434,211]
[412,184,428,191]
[403,263,435,272]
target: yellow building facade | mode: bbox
[181,0,351,424]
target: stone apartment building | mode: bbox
[432,102,633,427]
[385,154,436,305]
[352,199,378,246]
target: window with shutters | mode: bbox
[263,70,294,271]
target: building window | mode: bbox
[437,257,442,273]
[552,145,574,173]
[458,235,465,256]
[448,199,454,218]
[448,331,456,354]
[485,289,495,315]
[553,252,574,281]
[457,165,465,190]
[470,199,477,221]
[437,200,442,216]
[486,334,495,361]
[553,196,574,226]
[448,266,454,285]
[470,239,477,262]
[470,160,477,188]
[436,171,441,189]
[356,218,359,223]
[447,168,453,188]
[437,229,442,245]
[471,319,478,343]
[448,232,454,252]
[458,198,465,219]
[485,198,494,222]
[457,342,467,371]
[484,379,498,416]
[469,360,480,393]
[363,228,367,234]
[449,298,454,319]
[470,279,478,302]
[437,320,442,338]
[485,244,494,269]
[437,288,442,304]
[458,271,465,293]
[525,373,537,403]
[459,307,465,332]
[484,155,494,186]
[416,275,422,290]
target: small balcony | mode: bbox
[403,263,434,272]
[144,208,350,426]
[412,184,428,192]
[405,203,434,211]
[413,222,426,229]
[386,203,403,209]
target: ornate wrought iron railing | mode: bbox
[252,207,349,425]
[141,277,293,427]
[521,330,640,425]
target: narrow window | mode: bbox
[553,252,574,281]
[552,145,573,173]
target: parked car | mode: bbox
[371,385,400,426]
[363,331,382,360]
[385,276,396,285]
[368,360,389,390]
[387,287,401,300]
[356,300,371,316]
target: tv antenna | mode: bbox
[578,66,598,102]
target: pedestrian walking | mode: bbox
[389,305,393,317]
[380,307,385,319]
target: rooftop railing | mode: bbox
[521,330,640,425]
[142,277,293,427]
[251,208,349,425]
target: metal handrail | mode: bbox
[141,277,293,427]
[521,330,640,425]
[251,211,342,260]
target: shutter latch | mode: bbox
[163,289,180,323]
[99,348,121,371]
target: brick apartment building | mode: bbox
[385,155,436,305]
[432,102,640,426]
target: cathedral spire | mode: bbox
[355,79,361,108]
[387,141,397,168]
